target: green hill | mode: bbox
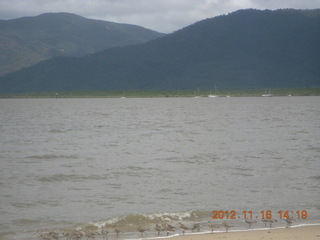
[1,9,319,93]
[0,12,165,76]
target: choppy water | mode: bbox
[0,97,319,240]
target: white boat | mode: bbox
[208,86,218,98]
[194,88,200,98]
[262,89,272,97]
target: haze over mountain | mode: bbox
[1,9,319,93]
[0,12,165,76]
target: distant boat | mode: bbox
[194,88,200,98]
[208,86,218,98]
[262,88,272,97]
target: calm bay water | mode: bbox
[0,97,319,239]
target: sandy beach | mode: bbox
[156,225,320,240]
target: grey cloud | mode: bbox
[0,0,319,33]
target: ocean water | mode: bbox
[0,97,319,239]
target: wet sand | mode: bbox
[155,225,320,240]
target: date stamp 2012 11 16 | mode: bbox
[212,210,308,220]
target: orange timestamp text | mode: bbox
[212,210,308,220]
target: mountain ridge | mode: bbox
[1,9,320,93]
[0,12,165,76]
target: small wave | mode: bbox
[10,202,36,208]
[309,176,320,181]
[49,129,67,133]
[35,199,60,207]
[110,166,156,178]
[38,174,80,182]
[163,155,219,164]
[25,154,78,160]
[37,173,110,182]
[245,155,260,159]
[232,167,253,171]
[89,210,211,230]
[173,191,189,196]
[159,188,173,193]
[233,173,254,177]
[231,167,254,177]
[306,146,320,152]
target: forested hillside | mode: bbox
[1,9,319,93]
[0,12,164,76]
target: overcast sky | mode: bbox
[0,0,319,33]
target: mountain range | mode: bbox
[1,9,320,93]
[0,12,165,76]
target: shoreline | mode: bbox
[141,224,320,240]
[1,95,320,99]
[0,88,319,98]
